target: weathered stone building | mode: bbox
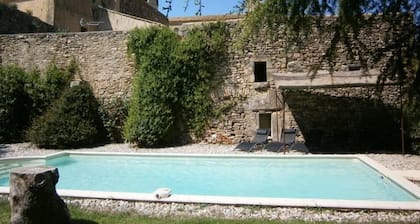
[0,12,403,152]
[0,3,54,34]
[171,16,401,152]
[0,0,167,32]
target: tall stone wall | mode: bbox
[0,17,402,152]
[183,19,401,152]
[0,31,135,105]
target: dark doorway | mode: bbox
[259,113,271,130]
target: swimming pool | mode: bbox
[1,152,419,210]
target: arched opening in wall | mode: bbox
[254,61,267,82]
[80,26,87,32]
[258,113,272,133]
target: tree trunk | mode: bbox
[9,166,71,224]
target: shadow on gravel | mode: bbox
[71,219,99,224]
[0,144,8,157]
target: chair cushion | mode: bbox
[256,128,269,135]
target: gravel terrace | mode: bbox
[0,143,419,223]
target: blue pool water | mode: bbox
[0,155,417,201]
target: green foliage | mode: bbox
[405,97,420,154]
[98,98,128,143]
[0,63,72,143]
[0,66,32,143]
[176,23,229,137]
[28,82,106,149]
[26,63,73,117]
[125,24,228,147]
[125,27,180,147]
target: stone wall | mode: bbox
[55,0,100,32]
[284,85,401,153]
[0,17,402,152]
[0,31,134,105]
[184,19,401,152]
[97,7,160,31]
[4,0,55,25]
[2,0,167,32]
[119,0,168,25]
[0,3,54,34]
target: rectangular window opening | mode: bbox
[254,61,267,82]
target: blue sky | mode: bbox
[159,0,241,17]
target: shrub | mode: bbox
[0,66,32,142]
[25,63,72,117]
[28,82,106,149]
[406,97,420,154]
[124,24,228,147]
[0,63,73,143]
[124,27,180,147]
[98,98,128,143]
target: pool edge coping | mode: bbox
[1,152,420,211]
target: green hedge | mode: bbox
[406,97,420,154]
[28,82,106,149]
[0,66,32,142]
[0,61,77,144]
[0,64,72,143]
[98,98,128,143]
[124,27,180,147]
[124,24,228,147]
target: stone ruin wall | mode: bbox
[187,20,398,146]
[0,19,400,149]
[0,31,134,108]
[119,0,168,25]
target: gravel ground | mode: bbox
[1,143,420,223]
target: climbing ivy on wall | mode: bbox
[124,23,228,147]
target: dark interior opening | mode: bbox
[348,63,362,71]
[254,61,267,82]
[259,113,271,132]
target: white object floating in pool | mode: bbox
[154,188,172,199]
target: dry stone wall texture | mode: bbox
[0,20,400,151]
[0,31,134,106]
